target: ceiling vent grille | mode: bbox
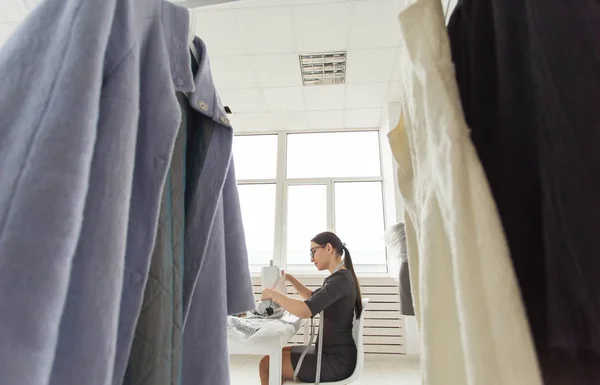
[299,51,347,86]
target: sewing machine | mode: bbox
[257,260,287,315]
[261,260,287,294]
[228,260,307,385]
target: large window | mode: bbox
[286,131,381,178]
[234,130,387,274]
[286,184,327,266]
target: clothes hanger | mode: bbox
[189,9,200,64]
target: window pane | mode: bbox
[286,131,381,178]
[334,182,386,265]
[233,135,278,180]
[286,185,327,265]
[238,184,276,266]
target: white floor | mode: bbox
[229,354,421,385]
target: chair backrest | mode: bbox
[347,298,369,381]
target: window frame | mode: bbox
[235,128,389,275]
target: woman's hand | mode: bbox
[261,288,275,301]
[260,288,312,319]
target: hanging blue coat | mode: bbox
[0,1,254,385]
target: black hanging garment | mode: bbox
[447,1,600,383]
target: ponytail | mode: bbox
[342,245,363,319]
[311,231,363,319]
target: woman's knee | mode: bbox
[282,351,296,380]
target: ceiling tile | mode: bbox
[348,0,403,49]
[308,110,344,129]
[345,82,389,109]
[193,9,245,56]
[262,86,306,111]
[343,108,382,129]
[303,85,345,111]
[199,2,234,10]
[19,0,40,11]
[292,2,350,53]
[233,6,295,54]
[210,56,258,89]
[218,88,267,113]
[229,112,273,132]
[270,111,309,130]
[391,48,404,80]
[0,0,27,22]
[251,54,302,88]
[385,81,403,103]
[0,22,18,47]
[346,48,397,83]
[231,0,291,8]
[170,0,236,9]
[292,0,346,4]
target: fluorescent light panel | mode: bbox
[299,51,347,86]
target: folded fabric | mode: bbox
[227,312,300,342]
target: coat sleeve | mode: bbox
[0,1,115,384]
[222,156,256,315]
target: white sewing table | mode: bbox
[228,315,310,385]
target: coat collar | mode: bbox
[160,2,231,129]
[188,37,232,129]
[162,1,195,94]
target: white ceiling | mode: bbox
[0,0,26,46]
[0,0,456,132]
[192,0,405,132]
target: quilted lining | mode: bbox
[123,93,187,385]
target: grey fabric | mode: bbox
[0,3,253,385]
[180,37,255,385]
[396,223,414,316]
[170,93,188,385]
[399,262,414,316]
[385,223,414,316]
[123,92,187,385]
[291,270,358,383]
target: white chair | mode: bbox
[284,298,369,385]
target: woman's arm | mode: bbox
[262,289,311,319]
[285,273,313,300]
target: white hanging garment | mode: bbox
[390,0,542,384]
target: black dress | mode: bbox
[290,270,358,383]
[447,1,600,382]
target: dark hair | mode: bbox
[311,231,363,318]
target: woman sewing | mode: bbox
[259,231,363,385]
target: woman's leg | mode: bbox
[259,355,269,385]
[259,347,295,385]
[281,349,296,380]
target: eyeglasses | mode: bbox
[310,245,324,258]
